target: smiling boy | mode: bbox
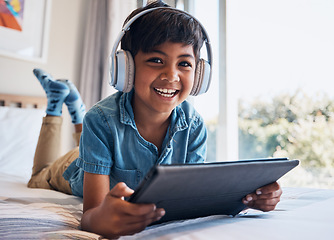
[28,1,282,238]
[73,1,281,236]
[132,42,196,151]
[62,2,211,237]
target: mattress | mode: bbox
[0,173,102,239]
[2,172,334,239]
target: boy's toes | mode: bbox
[33,68,53,82]
[33,68,52,79]
[57,79,80,102]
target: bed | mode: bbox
[1,93,334,240]
[0,94,102,239]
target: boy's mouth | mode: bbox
[154,88,179,98]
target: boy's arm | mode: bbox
[186,116,207,163]
[242,181,282,211]
[80,172,165,239]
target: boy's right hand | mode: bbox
[94,182,165,238]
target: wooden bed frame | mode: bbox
[0,94,46,109]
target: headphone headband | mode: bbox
[109,6,213,95]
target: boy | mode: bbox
[29,1,282,238]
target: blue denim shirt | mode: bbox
[63,90,207,197]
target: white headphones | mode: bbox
[109,7,212,96]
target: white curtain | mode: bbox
[79,0,137,110]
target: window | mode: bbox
[141,0,334,189]
[227,0,334,189]
[184,0,222,162]
[190,0,334,189]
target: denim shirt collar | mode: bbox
[119,89,188,135]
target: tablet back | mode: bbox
[129,158,299,224]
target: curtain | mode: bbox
[79,0,137,110]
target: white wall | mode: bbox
[0,0,90,154]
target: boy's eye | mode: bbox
[179,61,192,68]
[147,58,163,64]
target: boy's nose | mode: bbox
[159,71,180,83]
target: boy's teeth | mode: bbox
[155,88,177,97]
[155,88,176,94]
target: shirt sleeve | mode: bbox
[186,114,207,163]
[76,106,114,175]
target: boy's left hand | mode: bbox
[242,181,282,212]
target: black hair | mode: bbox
[121,0,205,62]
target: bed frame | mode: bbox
[0,94,46,109]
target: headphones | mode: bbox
[109,7,212,96]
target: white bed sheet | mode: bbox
[125,187,334,240]
[0,173,102,239]
[1,172,333,240]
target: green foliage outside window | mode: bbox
[238,90,334,188]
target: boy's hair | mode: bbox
[121,0,205,62]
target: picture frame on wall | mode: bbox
[0,0,51,63]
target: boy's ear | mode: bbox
[190,59,211,96]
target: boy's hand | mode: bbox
[95,182,165,238]
[242,181,282,212]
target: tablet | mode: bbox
[128,158,299,224]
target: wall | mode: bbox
[0,0,90,154]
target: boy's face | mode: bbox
[133,41,196,116]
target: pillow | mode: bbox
[0,106,45,182]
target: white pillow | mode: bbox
[0,106,45,182]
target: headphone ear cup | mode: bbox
[191,59,211,96]
[115,50,135,92]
